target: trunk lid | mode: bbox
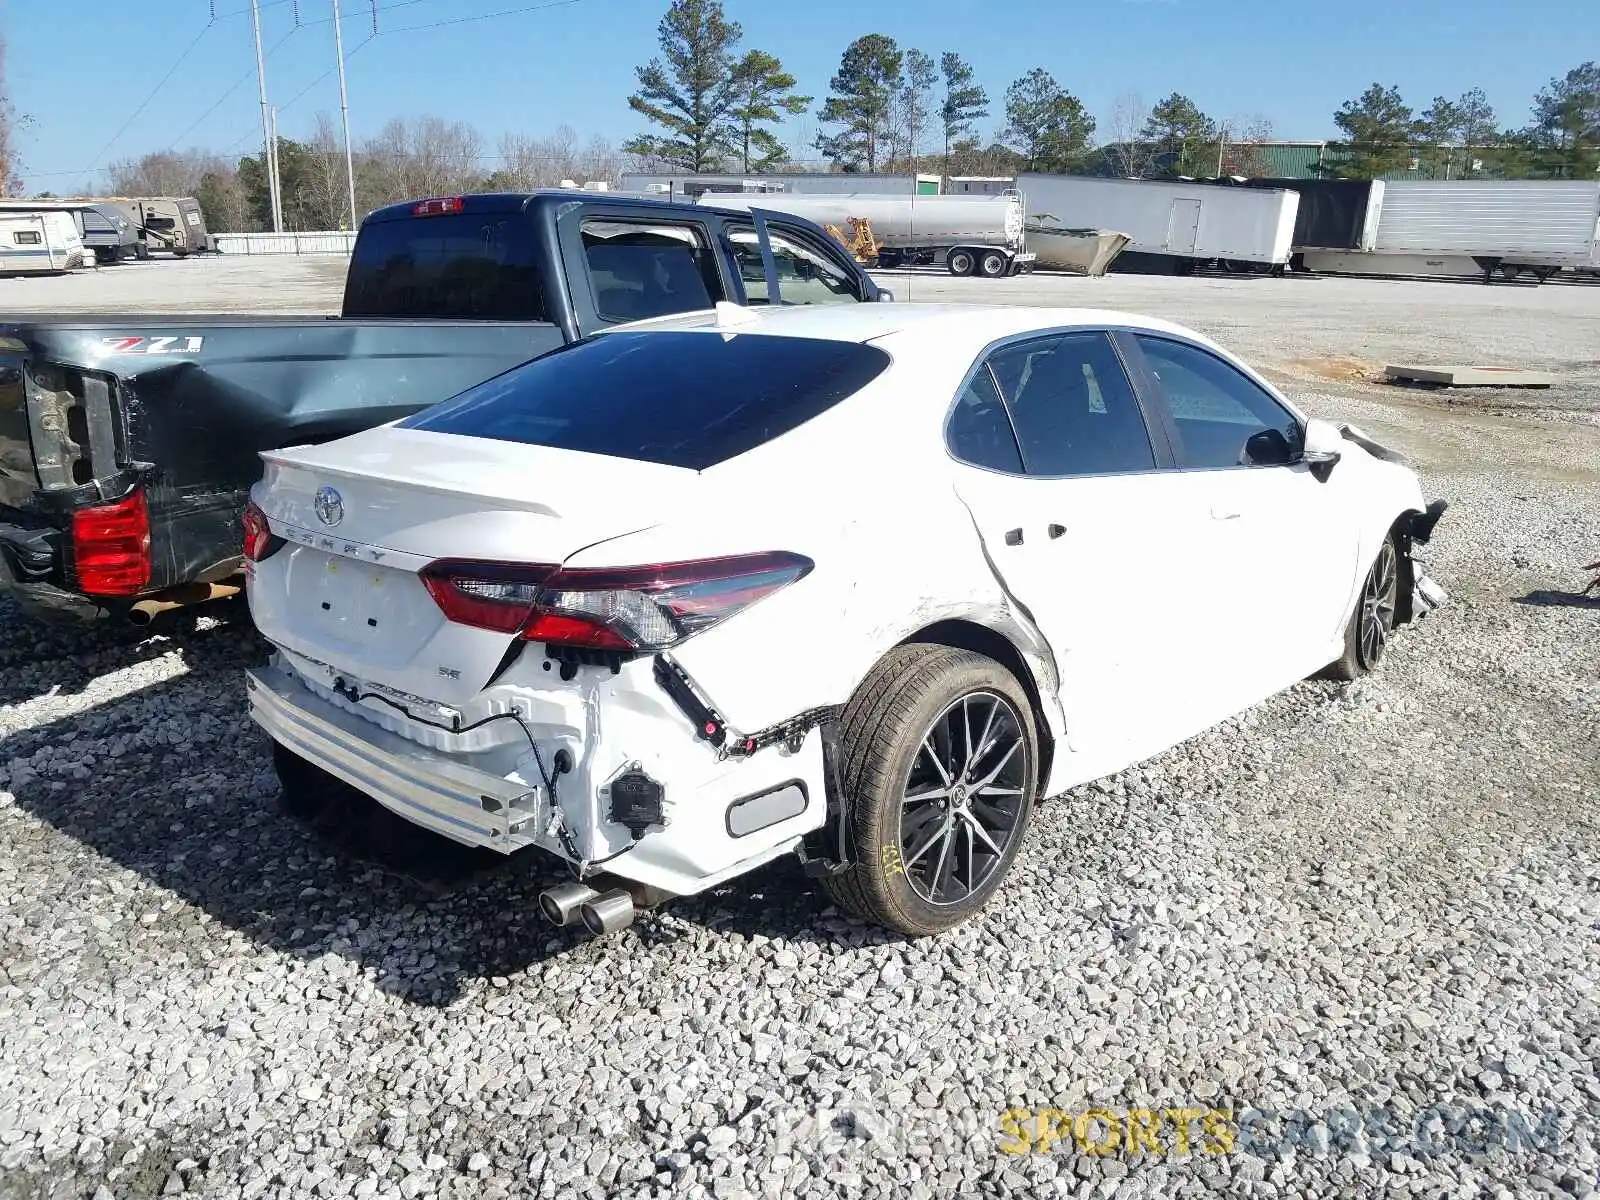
[250,425,702,705]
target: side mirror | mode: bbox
[1299,417,1343,481]
[1243,427,1294,466]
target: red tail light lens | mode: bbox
[242,500,284,563]
[72,490,151,596]
[412,197,465,217]
[420,552,812,650]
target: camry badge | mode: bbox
[313,486,344,527]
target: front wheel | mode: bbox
[820,644,1038,936]
[1325,536,1400,680]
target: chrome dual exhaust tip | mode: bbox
[538,883,636,935]
[538,882,598,927]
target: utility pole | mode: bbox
[250,0,284,232]
[1215,123,1228,179]
[331,0,359,231]
[269,106,284,230]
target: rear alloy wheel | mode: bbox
[821,644,1038,936]
[947,250,976,277]
[1325,536,1400,680]
[979,250,1008,278]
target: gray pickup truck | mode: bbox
[0,191,885,621]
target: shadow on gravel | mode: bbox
[1514,588,1600,608]
[0,595,255,706]
[1,617,861,1005]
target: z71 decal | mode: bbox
[100,335,205,355]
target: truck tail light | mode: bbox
[412,197,465,217]
[72,490,151,596]
[419,553,812,650]
[242,500,284,563]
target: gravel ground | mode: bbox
[0,265,1598,1200]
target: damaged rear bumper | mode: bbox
[246,652,832,897]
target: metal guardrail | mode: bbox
[213,231,357,256]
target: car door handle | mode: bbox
[1047,523,1067,539]
[1004,528,1024,546]
[1211,506,1242,520]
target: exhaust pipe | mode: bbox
[128,581,241,625]
[578,889,635,936]
[538,882,599,927]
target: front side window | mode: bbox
[581,219,722,323]
[13,230,41,245]
[727,226,861,305]
[1135,335,1303,468]
[402,331,890,471]
[985,332,1155,477]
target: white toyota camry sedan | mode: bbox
[243,303,1446,937]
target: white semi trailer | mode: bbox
[700,191,1036,277]
[1017,173,1301,272]
[1300,180,1600,282]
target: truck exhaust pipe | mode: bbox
[128,581,241,625]
[538,882,599,927]
[578,889,635,936]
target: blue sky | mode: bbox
[5,0,1587,189]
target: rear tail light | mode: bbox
[72,489,151,596]
[412,197,465,217]
[242,500,285,563]
[420,553,812,650]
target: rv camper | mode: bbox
[0,211,86,274]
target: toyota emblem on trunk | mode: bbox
[313,486,344,527]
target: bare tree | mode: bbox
[1216,114,1276,177]
[362,117,485,206]
[0,36,24,194]
[299,114,352,229]
[1106,92,1153,177]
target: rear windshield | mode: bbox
[400,331,890,470]
[343,212,546,320]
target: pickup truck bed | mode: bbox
[0,191,883,620]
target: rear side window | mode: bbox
[987,332,1155,476]
[13,231,40,245]
[401,331,890,470]
[344,213,546,320]
[582,219,723,323]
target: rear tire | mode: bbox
[1324,535,1400,680]
[947,249,976,277]
[820,644,1038,936]
[978,250,1007,278]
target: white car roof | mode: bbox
[607,302,1221,358]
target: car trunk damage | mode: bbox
[247,430,832,895]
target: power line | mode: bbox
[167,26,301,151]
[379,0,584,33]
[87,19,218,170]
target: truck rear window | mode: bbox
[400,331,890,469]
[343,214,546,320]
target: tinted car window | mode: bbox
[727,227,861,305]
[947,366,1023,473]
[344,213,546,319]
[1135,336,1303,468]
[986,332,1155,476]
[401,331,891,470]
[582,220,723,323]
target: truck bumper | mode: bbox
[0,523,106,620]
